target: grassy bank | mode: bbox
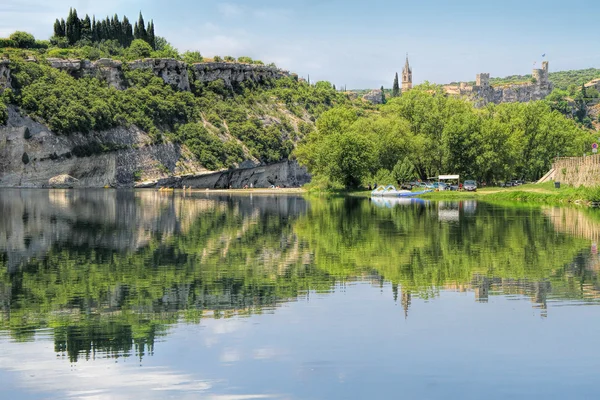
[349,182,600,206]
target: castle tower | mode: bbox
[402,54,412,92]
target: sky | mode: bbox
[1,0,600,89]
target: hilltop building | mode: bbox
[402,55,412,92]
[444,61,553,106]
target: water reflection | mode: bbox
[1,190,600,366]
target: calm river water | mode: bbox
[1,190,600,399]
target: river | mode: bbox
[1,190,600,399]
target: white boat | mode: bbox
[371,185,432,198]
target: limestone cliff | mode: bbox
[43,57,288,91]
[0,106,208,187]
[0,105,309,188]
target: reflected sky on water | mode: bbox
[1,189,600,399]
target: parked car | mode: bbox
[401,182,413,190]
[500,181,513,188]
[438,182,451,191]
[463,180,477,192]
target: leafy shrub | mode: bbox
[9,32,35,49]
[126,39,153,60]
[182,51,203,64]
[176,123,242,170]
[133,170,143,181]
[224,56,235,62]
[237,56,252,64]
[252,60,264,65]
[0,38,17,48]
[213,55,222,62]
[0,101,7,125]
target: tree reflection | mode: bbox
[1,190,600,361]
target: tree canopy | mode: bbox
[296,84,592,188]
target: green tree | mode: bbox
[380,86,386,104]
[392,72,400,97]
[392,157,417,184]
[126,39,153,59]
[9,31,35,48]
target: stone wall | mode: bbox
[42,57,288,91]
[445,62,553,107]
[549,154,600,187]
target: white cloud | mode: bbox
[220,348,242,363]
[217,3,243,18]
[0,338,213,399]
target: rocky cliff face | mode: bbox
[42,57,288,91]
[362,89,384,104]
[139,160,310,189]
[0,106,208,187]
[0,105,310,189]
[0,59,10,90]
[190,62,287,88]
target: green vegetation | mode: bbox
[5,52,349,167]
[52,9,154,49]
[297,84,592,189]
[392,72,400,97]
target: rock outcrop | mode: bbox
[129,58,190,91]
[362,89,384,104]
[0,59,10,90]
[189,62,288,88]
[41,58,288,91]
[138,160,310,189]
[48,174,78,188]
[0,106,208,187]
[46,58,124,89]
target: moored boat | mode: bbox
[371,185,432,198]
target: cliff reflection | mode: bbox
[1,190,600,362]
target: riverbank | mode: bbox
[349,182,600,206]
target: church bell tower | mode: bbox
[402,54,412,92]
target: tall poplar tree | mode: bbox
[380,86,386,104]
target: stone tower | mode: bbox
[402,54,412,92]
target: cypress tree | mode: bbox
[133,22,140,40]
[82,15,92,41]
[122,16,133,47]
[380,86,386,104]
[392,72,400,97]
[60,19,66,38]
[91,16,97,42]
[101,19,108,42]
[333,84,336,91]
[147,20,155,49]
[53,19,64,37]
[66,8,75,44]
[136,12,147,42]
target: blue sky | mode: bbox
[1,0,599,88]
